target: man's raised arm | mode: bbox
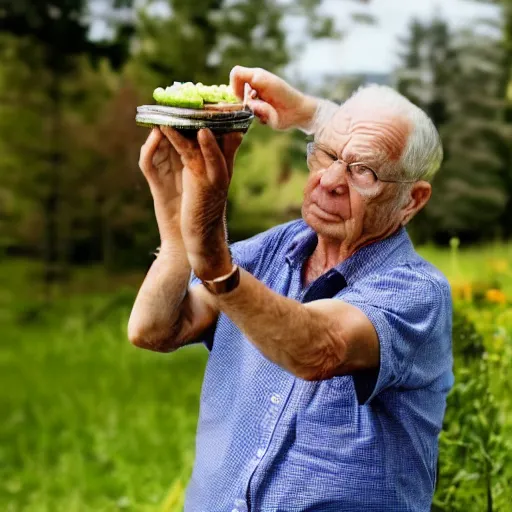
[229,65,338,134]
[128,128,218,352]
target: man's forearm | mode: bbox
[128,238,191,352]
[214,268,347,380]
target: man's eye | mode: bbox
[350,164,377,185]
[352,164,373,175]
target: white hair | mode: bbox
[345,84,443,182]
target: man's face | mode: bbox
[302,99,412,245]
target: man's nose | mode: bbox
[319,161,349,193]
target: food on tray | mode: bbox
[152,82,240,109]
[135,80,253,137]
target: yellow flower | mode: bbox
[485,289,507,305]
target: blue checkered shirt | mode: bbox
[185,220,453,512]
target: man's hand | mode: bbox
[138,127,184,247]
[163,127,243,281]
[230,66,319,131]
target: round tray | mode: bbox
[135,104,254,138]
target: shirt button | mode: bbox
[270,393,281,404]
[256,448,265,458]
[233,499,248,511]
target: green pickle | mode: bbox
[153,82,238,109]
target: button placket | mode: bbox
[244,380,296,510]
[252,393,283,463]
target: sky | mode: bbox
[288,0,499,76]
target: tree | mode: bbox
[66,68,153,270]
[0,0,136,288]
[476,0,512,236]
[396,15,510,243]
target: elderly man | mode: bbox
[129,66,453,512]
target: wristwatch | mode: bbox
[201,264,240,295]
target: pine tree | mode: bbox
[396,15,509,242]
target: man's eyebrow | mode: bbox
[342,150,364,162]
[315,142,337,156]
[315,143,370,163]
[314,141,348,159]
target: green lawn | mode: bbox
[0,264,206,512]
[1,241,512,511]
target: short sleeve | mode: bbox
[337,267,452,404]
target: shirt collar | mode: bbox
[285,221,413,285]
[285,222,318,268]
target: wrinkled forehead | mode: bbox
[316,101,412,163]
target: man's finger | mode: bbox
[197,129,229,185]
[169,143,183,172]
[230,66,277,100]
[153,148,170,168]
[246,99,279,128]
[139,128,163,173]
[222,132,243,179]
[161,126,198,164]
[152,138,171,167]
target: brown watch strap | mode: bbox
[201,264,240,295]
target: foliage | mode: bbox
[0,37,151,272]
[434,310,512,511]
[421,237,512,510]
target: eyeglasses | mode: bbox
[306,142,417,191]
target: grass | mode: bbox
[0,264,207,512]
[1,239,512,511]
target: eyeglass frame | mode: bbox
[306,142,418,185]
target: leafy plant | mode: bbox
[434,310,512,511]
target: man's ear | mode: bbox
[400,181,431,225]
